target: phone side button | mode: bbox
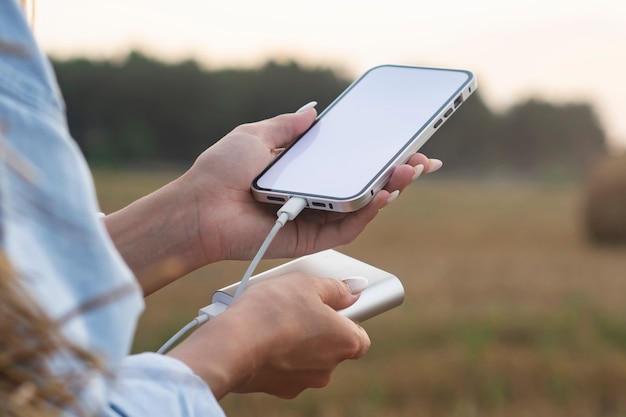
[444,108,454,118]
[434,119,443,128]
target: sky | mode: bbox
[33,0,626,150]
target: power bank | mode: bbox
[201,249,404,323]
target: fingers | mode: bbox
[316,276,363,311]
[315,277,371,358]
[237,103,318,151]
[384,154,444,194]
[427,158,444,173]
[341,276,369,294]
[296,101,318,114]
[384,164,417,194]
[405,153,444,174]
[269,101,316,154]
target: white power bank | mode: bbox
[202,249,404,323]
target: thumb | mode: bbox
[342,277,369,294]
[317,276,368,311]
[260,103,318,150]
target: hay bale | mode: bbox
[583,153,626,244]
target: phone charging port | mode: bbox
[267,196,286,202]
[311,201,326,208]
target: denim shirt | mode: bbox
[0,1,224,415]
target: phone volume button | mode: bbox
[434,119,443,128]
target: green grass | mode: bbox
[93,171,626,417]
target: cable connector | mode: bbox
[198,301,228,319]
[276,196,307,225]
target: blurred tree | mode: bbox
[55,52,222,164]
[499,100,606,180]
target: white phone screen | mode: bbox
[254,65,472,200]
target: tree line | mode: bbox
[52,52,607,180]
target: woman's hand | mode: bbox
[168,273,371,399]
[180,105,441,264]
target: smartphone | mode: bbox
[202,249,405,323]
[251,64,477,212]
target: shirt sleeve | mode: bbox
[106,353,226,417]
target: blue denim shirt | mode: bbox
[0,1,224,415]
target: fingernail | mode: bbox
[385,190,400,206]
[296,101,318,113]
[342,277,369,294]
[411,164,425,181]
[427,159,443,173]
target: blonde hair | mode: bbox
[0,252,103,417]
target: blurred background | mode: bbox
[36,0,626,415]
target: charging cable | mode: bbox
[233,196,306,299]
[156,197,307,354]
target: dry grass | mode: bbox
[94,171,626,417]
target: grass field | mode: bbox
[94,170,626,417]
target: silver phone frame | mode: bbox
[251,64,477,213]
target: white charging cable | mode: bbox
[156,197,307,354]
[232,196,307,299]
